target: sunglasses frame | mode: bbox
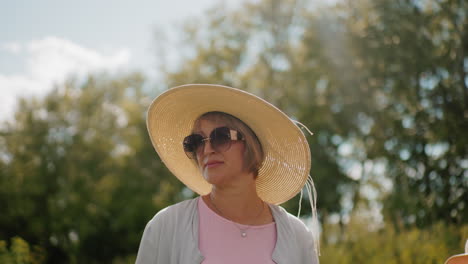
[183,126,245,160]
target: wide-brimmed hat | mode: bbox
[444,240,468,264]
[146,84,311,205]
[445,254,468,264]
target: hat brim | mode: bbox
[445,254,468,264]
[147,84,311,205]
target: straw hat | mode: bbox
[444,240,468,264]
[445,254,468,264]
[146,84,311,205]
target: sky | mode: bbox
[0,0,247,121]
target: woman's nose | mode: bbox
[202,140,215,154]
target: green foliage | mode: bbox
[321,222,468,264]
[342,0,468,226]
[0,237,45,264]
[0,74,184,263]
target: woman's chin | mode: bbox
[202,172,227,186]
[203,175,220,185]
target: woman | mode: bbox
[136,84,319,264]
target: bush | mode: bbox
[0,237,45,264]
[320,221,468,264]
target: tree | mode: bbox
[0,73,183,263]
[342,0,468,227]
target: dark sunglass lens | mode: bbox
[183,134,203,158]
[211,127,232,151]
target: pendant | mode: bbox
[241,231,247,238]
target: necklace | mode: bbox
[209,194,265,238]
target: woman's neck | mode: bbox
[203,182,273,225]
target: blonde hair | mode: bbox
[192,111,264,178]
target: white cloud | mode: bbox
[0,36,131,122]
[1,42,22,54]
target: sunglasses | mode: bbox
[183,126,245,159]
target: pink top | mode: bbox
[198,197,277,264]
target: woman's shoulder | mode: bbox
[270,204,315,242]
[136,198,200,263]
[149,197,199,225]
[270,205,309,230]
[270,205,319,263]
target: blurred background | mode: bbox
[1,0,467,263]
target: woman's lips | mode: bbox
[205,161,223,168]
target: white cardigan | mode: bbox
[136,197,318,264]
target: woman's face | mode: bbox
[194,119,246,187]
